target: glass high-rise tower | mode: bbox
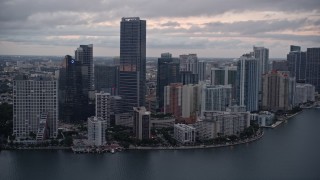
[156,53,180,111]
[75,44,94,94]
[236,54,259,112]
[59,55,86,123]
[287,45,307,83]
[119,17,146,110]
[306,47,320,92]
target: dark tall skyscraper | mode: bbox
[59,55,85,123]
[119,17,146,110]
[287,45,307,83]
[306,47,320,92]
[290,45,301,52]
[75,44,95,117]
[94,65,119,95]
[75,44,94,95]
[156,53,180,111]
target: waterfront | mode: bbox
[1,109,320,180]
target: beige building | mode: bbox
[262,71,295,111]
[181,84,201,124]
[164,83,183,119]
[295,83,315,105]
[164,83,201,124]
[194,111,250,140]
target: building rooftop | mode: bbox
[174,123,195,130]
[122,17,140,21]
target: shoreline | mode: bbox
[1,132,264,152]
[285,111,302,119]
[2,106,316,152]
[2,146,71,151]
[265,110,304,129]
[128,131,264,150]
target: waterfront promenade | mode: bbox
[267,111,303,128]
[129,131,264,150]
[3,146,71,150]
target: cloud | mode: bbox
[161,21,180,27]
[203,19,309,35]
[0,0,320,57]
[1,0,319,22]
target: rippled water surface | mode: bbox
[1,109,320,180]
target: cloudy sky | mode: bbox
[0,0,319,58]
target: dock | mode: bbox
[71,144,123,154]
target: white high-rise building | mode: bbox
[179,54,198,73]
[198,61,207,82]
[96,91,123,127]
[96,92,111,124]
[201,84,232,115]
[182,84,201,120]
[254,46,269,78]
[295,83,315,105]
[211,66,237,100]
[87,116,107,146]
[237,55,259,112]
[13,76,58,139]
[254,46,269,105]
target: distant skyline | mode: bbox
[0,0,319,58]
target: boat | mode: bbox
[111,149,115,154]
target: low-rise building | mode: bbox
[133,107,151,140]
[174,124,196,144]
[193,120,217,140]
[150,114,175,129]
[250,111,275,127]
[295,83,315,105]
[194,111,250,140]
[87,116,107,146]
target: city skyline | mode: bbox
[0,0,319,58]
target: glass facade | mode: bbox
[119,17,146,110]
[156,53,180,111]
[306,48,320,92]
